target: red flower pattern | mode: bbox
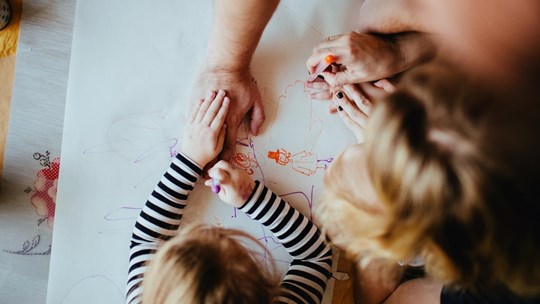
[30,157,60,228]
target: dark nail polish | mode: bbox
[338,106,343,111]
[336,92,344,99]
[317,75,325,80]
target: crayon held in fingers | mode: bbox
[211,178,221,194]
[308,55,336,82]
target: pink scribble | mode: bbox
[31,157,60,228]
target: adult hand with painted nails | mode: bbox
[305,77,396,117]
[305,77,396,101]
[306,31,436,87]
[334,84,372,143]
[205,160,255,207]
[181,90,230,168]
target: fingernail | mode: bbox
[317,75,325,80]
[338,106,343,111]
[336,91,344,99]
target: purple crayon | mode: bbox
[211,178,221,194]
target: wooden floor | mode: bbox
[0,0,21,179]
[0,1,356,302]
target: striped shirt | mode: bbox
[126,153,333,304]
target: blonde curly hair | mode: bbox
[316,60,540,296]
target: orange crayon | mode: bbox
[308,55,336,82]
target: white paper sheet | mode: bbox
[47,0,361,303]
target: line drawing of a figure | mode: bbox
[267,148,333,176]
[232,152,259,175]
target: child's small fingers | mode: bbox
[305,81,331,90]
[328,102,338,114]
[208,168,230,184]
[195,90,217,122]
[309,91,333,100]
[210,96,230,130]
[373,79,397,93]
[343,84,371,115]
[211,160,235,174]
[203,89,226,125]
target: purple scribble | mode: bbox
[279,185,315,220]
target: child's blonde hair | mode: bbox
[316,60,540,296]
[142,224,280,304]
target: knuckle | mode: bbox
[361,98,370,106]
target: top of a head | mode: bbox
[142,224,280,304]
[363,59,540,296]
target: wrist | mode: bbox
[179,149,208,168]
[204,56,250,74]
[200,62,251,80]
[237,180,259,209]
[390,32,436,73]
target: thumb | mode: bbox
[373,79,397,93]
[208,166,232,185]
[219,125,237,162]
[249,99,265,136]
[211,160,235,176]
[320,70,350,87]
[217,124,227,150]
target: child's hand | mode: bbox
[305,80,343,114]
[204,160,255,208]
[334,84,371,143]
[181,90,230,167]
[305,79,333,101]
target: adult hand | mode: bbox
[205,160,256,207]
[306,78,396,101]
[181,90,230,167]
[305,78,395,115]
[307,31,401,87]
[192,67,264,163]
[334,84,372,143]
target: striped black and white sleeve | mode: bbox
[238,181,333,304]
[125,153,202,304]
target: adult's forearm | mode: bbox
[390,32,436,76]
[206,0,280,72]
[358,0,427,34]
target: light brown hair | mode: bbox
[142,224,280,304]
[317,60,540,296]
